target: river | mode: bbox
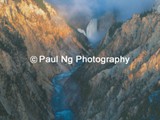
[51,63,82,120]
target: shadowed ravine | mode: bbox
[51,63,82,120]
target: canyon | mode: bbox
[0,0,86,119]
[0,0,160,120]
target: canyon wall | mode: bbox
[0,0,86,119]
[74,13,160,120]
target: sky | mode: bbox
[47,0,155,21]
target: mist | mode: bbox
[47,0,155,22]
[46,0,156,47]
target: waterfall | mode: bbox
[77,18,107,47]
[86,19,98,39]
[77,19,98,40]
[86,19,99,46]
[77,18,104,47]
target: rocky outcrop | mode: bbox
[74,13,160,120]
[1,1,160,120]
[0,20,52,120]
[0,0,86,120]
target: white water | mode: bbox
[77,18,102,47]
[86,19,99,46]
[86,19,98,40]
[77,28,86,36]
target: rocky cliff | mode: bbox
[73,13,160,120]
[0,0,160,120]
[0,0,86,120]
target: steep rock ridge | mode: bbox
[0,19,52,120]
[74,13,160,120]
[0,0,86,96]
[0,0,86,119]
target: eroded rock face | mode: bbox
[74,13,160,120]
[0,0,86,120]
[0,22,52,120]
